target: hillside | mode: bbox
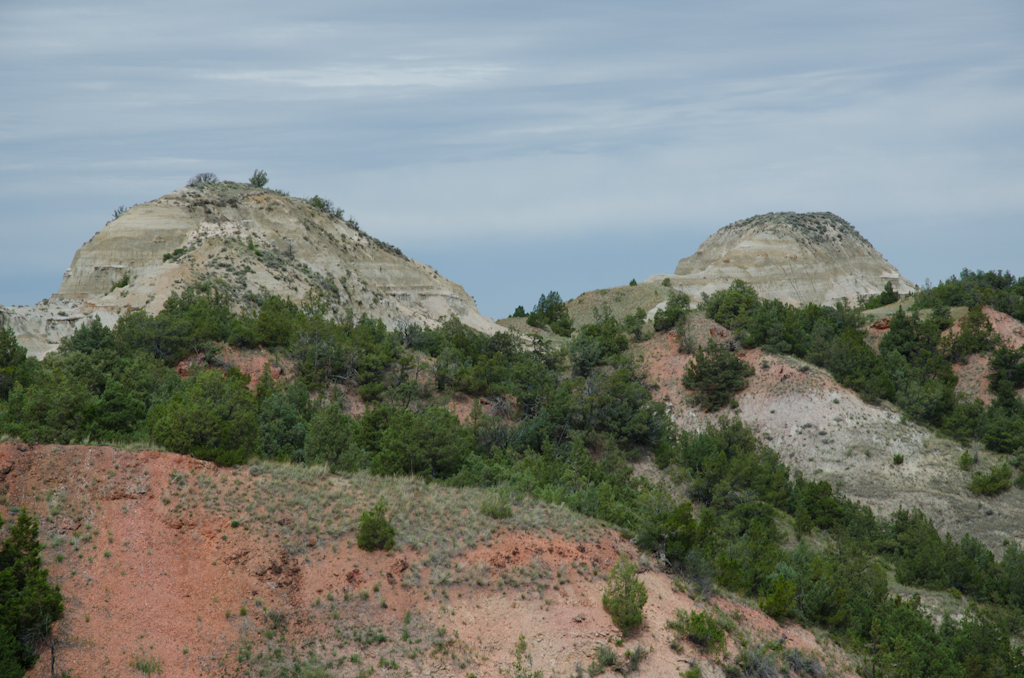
[645,212,917,306]
[1,180,499,357]
[496,283,673,343]
[1,444,853,678]
[4,210,1024,677]
[637,318,1024,554]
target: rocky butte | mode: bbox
[645,211,917,306]
[0,181,500,356]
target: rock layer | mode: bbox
[2,182,499,356]
[645,212,916,306]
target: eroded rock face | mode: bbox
[645,212,916,306]
[2,182,499,356]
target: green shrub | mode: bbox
[249,169,269,187]
[980,410,1024,454]
[259,386,309,462]
[621,645,649,674]
[667,610,727,655]
[504,634,542,678]
[602,556,648,632]
[704,280,760,333]
[110,273,131,292]
[653,292,690,332]
[304,404,363,471]
[308,195,344,219]
[629,279,637,286]
[969,464,1014,496]
[949,304,996,363]
[579,309,629,358]
[357,498,396,552]
[372,406,474,478]
[1,368,96,443]
[682,341,755,412]
[730,646,781,678]
[864,281,900,309]
[526,291,573,337]
[0,325,27,370]
[758,577,796,620]
[892,453,904,465]
[148,368,258,466]
[568,333,603,378]
[255,296,299,347]
[634,499,696,563]
[163,247,187,262]
[587,645,617,676]
[959,449,975,471]
[622,307,647,341]
[0,325,28,401]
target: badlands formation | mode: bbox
[1,181,499,356]
[646,211,917,306]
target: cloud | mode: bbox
[207,63,509,90]
[1,0,1022,311]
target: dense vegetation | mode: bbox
[0,513,64,677]
[913,269,1024,323]
[525,291,574,337]
[2,273,1024,676]
[701,278,1024,465]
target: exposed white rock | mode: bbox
[2,182,500,357]
[645,212,917,306]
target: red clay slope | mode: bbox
[0,443,854,678]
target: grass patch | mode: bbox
[130,652,163,676]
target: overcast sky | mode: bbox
[2,0,1022,319]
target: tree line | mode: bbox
[2,274,1024,675]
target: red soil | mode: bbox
[174,344,288,390]
[948,308,1024,404]
[0,443,854,677]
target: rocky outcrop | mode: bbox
[645,212,916,306]
[2,181,500,356]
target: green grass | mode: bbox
[130,652,163,676]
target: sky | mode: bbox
[1,0,1022,320]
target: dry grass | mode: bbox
[566,283,673,326]
[197,462,604,561]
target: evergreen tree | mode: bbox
[0,513,63,676]
[682,341,755,411]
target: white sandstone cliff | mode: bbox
[645,212,916,306]
[2,182,499,356]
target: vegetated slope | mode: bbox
[492,281,1024,553]
[1,181,498,357]
[946,307,1024,405]
[565,284,675,327]
[637,320,1024,554]
[4,280,1023,675]
[0,444,854,678]
[645,212,916,306]
[496,283,674,344]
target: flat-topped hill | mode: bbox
[646,212,917,306]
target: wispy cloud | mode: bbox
[1,0,1022,314]
[208,63,509,89]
